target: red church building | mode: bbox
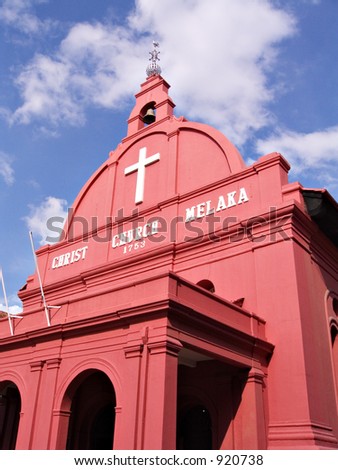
[1,51,338,450]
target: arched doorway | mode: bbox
[66,370,116,450]
[331,323,338,407]
[0,381,21,450]
[177,405,212,450]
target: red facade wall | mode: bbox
[0,74,337,450]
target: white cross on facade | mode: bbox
[124,147,160,204]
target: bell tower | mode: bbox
[126,42,175,137]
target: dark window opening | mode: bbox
[0,382,21,450]
[197,280,215,293]
[177,405,212,450]
[66,371,116,450]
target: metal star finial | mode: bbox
[146,41,162,77]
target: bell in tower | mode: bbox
[142,107,156,124]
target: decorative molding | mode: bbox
[124,344,143,359]
[268,421,338,448]
[30,361,44,372]
[148,337,183,357]
[46,358,62,370]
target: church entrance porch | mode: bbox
[177,359,248,450]
[133,272,273,450]
[176,349,267,450]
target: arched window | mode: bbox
[0,381,21,450]
[326,293,338,409]
[196,280,215,293]
[331,324,337,346]
[333,298,338,316]
[331,322,338,407]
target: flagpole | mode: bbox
[0,268,22,335]
[0,267,14,335]
[29,231,51,327]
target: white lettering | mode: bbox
[151,220,159,234]
[227,191,237,208]
[135,226,143,240]
[81,246,88,259]
[63,253,71,266]
[74,249,82,262]
[206,200,214,215]
[238,187,249,204]
[112,220,160,249]
[142,223,151,238]
[185,187,250,222]
[119,233,127,246]
[112,235,120,248]
[196,202,205,219]
[51,246,88,269]
[185,206,196,222]
[216,195,226,212]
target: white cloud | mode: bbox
[0,151,15,185]
[255,125,338,187]
[23,196,68,245]
[0,303,23,315]
[11,0,297,146]
[13,54,83,126]
[130,0,296,145]
[0,106,12,122]
[12,22,146,126]
[0,0,54,35]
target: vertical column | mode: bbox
[15,361,44,449]
[235,367,267,449]
[120,327,160,450]
[113,406,123,449]
[30,358,61,449]
[142,336,182,449]
[117,342,144,450]
[50,409,71,450]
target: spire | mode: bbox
[146,41,162,77]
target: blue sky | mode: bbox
[0,0,337,312]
